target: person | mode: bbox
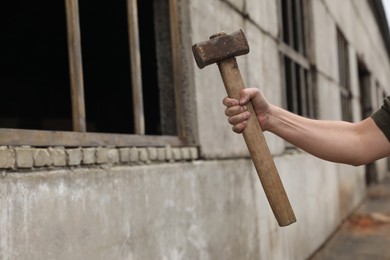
[223,88,390,166]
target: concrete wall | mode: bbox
[0,154,365,260]
[1,0,389,259]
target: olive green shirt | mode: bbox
[371,96,390,142]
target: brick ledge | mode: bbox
[0,145,199,170]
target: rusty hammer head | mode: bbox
[192,29,250,69]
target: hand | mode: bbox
[223,88,271,133]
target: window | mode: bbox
[374,80,386,109]
[0,0,184,147]
[358,60,372,119]
[278,0,316,118]
[337,29,353,122]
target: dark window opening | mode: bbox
[79,0,134,134]
[138,0,161,135]
[283,56,313,117]
[281,0,290,45]
[1,0,177,136]
[280,0,305,54]
[139,0,177,135]
[337,29,352,122]
[79,0,176,135]
[280,0,315,118]
[0,1,72,131]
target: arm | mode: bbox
[224,88,390,166]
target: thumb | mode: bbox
[239,88,259,105]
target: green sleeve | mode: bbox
[371,96,390,142]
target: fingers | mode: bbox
[228,110,250,125]
[223,88,261,134]
[232,121,247,133]
[222,96,250,134]
[222,96,239,107]
[225,104,247,117]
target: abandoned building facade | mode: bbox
[1,0,390,259]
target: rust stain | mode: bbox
[347,213,390,234]
[368,188,390,199]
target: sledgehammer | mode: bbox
[192,29,296,226]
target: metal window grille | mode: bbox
[279,0,316,118]
[0,0,183,147]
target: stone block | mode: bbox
[15,147,34,168]
[49,147,66,166]
[181,148,190,160]
[172,148,182,161]
[96,148,109,164]
[165,145,173,162]
[82,148,96,165]
[189,147,199,160]
[157,148,166,161]
[107,149,119,164]
[147,147,158,161]
[0,146,15,169]
[119,148,130,163]
[138,148,149,163]
[33,149,51,167]
[67,148,82,166]
[130,147,138,162]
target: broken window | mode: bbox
[0,0,182,146]
[279,0,317,118]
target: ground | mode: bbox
[310,176,390,259]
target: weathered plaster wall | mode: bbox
[0,161,258,260]
[0,154,364,260]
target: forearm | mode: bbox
[223,88,390,165]
[266,105,385,166]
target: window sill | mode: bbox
[0,128,184,147]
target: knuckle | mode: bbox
[224,108,230,116]
[222,97,228,105]
[232,126,241,133]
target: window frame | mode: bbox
[1,0,189,147]
[337,28,353,122]
[278,0,317,118]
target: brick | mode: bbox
[15,147,34,168]
[96,148,109,164]
[0,146,15,169]
[34,149,51,167]
[189,147,199,160]
[119,148,130,163]
[67,148,82,166]
[157,148,166,161]
[49,147,66,166]
[147,147,158,161]
[82,148,96,165]
[172,148,182,161]
[107,149,119,164]
[181,148,190,160]
[165,145,173,161]
[138,148,149,163]
[130,147,138,162]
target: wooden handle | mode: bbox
[218,58,296,226]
